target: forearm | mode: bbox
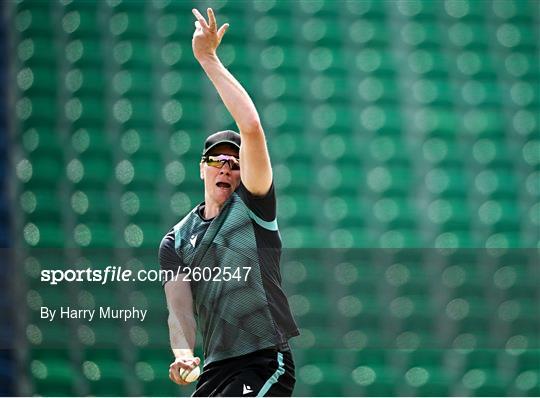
[168,312,197,359]
[198,54,261,133]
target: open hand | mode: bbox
[192,8,229,61]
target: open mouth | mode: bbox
[216,182,231,189]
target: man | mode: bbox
[159,8,299,397]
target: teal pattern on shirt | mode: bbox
[173,191,292,364]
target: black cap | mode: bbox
[202,130,241,155]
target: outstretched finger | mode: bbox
[207,8,217,31]
[217,23,229,40]
[192,8,209,30]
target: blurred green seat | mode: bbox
[324,196,367,228]
[405,0,440,18]
[295,361,348,397]
[63,8,100,38]
[503,51,540,80]
[429,197,472,231]
[255,16,298,45]
[74,222,114,248]
[218,14,250,41]
[20,125,61,158]
[117,39,153,70]
[113,96,154,127]
[473,198,521,231]
[134,222,167,248]
[77,284,121,309]
[251,0,294,15]
[23,95,57,124]
[384,196,419,229]
[70,127,111,156]
[395,353,451,395]
[73,189,112,222]
[451,49,497,79]
[258,70,303,101]
[82,349,127,396]
[127,154,162,189]
[70,38,104,68]
[268,99,306,130]
[354,75,401,105]
[280,159,315,192]
[173,70,203,97]
[72,95,106,125]
[31,349,77,396]
[296,0,342,17]
[344,17,389,48]
[156,10,196,38]
[28,319,71,348]
[25,222,64,247]
[74,67,106,95]
[269,132,316,161]
[75,154,113,189]
[462,350,499,372]
[18,4,53,36]
[21,188,61,221]
[277,192,319,226]
[175,100,206,128]
[325,161,362,195]
[22,65,57,95]
[368,164,414,196]
[401,48,450,77]
[473,167,519,199]
[134,129,163,156]
[514,350,540,374]
[107,0,146,12]
[134,347,185,396]
[400,349,444,369]
[345,349,397,396]
[301,17,343,45]
[21,37,55,67]
[117,69,152,95]
[116,11,148,39]
[272,44,308,72]
[293,293,331,328]
[507,25,537,50]
[403,20,443,49]
[125,190,162,222]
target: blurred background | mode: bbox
[2,0,539,396]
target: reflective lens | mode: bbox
[204,154,240,170]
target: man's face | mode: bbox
[200,144,241,206]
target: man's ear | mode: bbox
[200,162,204,180]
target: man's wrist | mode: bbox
[173,348,195,359]
[197,53,220,67]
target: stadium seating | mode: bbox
[8,0,540,396]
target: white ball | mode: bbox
[181,365,200,383]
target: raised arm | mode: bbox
[165,279,199,385]
[192,8,272,196]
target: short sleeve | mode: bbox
[236,181,276,222]
[159,228,185,285]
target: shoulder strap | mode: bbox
[188,195,235,270]
[174,207,198,252]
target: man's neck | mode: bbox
[203,199,222,220]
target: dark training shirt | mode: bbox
[159,182,299,364]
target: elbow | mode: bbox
[240,119,263,136]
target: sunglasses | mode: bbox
[202,154,240,170]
